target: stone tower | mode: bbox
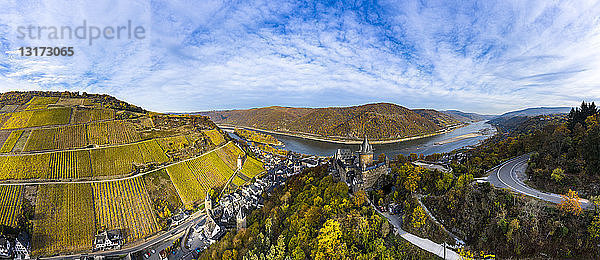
[236,208,247,230]
[205,190,212,215]
[359,135,374,169]
[237,154,243,170]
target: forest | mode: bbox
[201,165,435,260]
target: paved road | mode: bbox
[486,154,591,208]
[378,210,460,260]
[366,197,460,259]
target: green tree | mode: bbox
[410,205,427,229]
[588,214,600,239]
[551,168,565,182]
[315,219,348,260]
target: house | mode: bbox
[170,211,189,227]
[13,232,30,259]
[0,236,11,259]
[94,230,124,251]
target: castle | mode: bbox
[333,136,389,192]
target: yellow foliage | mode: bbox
[559,189,583,216]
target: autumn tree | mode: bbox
[354,190,367,207]
[314,219,348,260]
[588,214,600,239]
[551,168,565,182]
[397,163,423,193]
[410,205,427,229]
[558,189,582,216]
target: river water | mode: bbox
[226,121,496,157]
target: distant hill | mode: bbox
[413,109,464,127]
[200,103,462,141]
[496,107,571,118]
[442,110,495,122]
[488,107,572,133]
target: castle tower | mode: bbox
[205,191,212,215]
[359,135,374,169]
[236,208,247,230]
[237,155,243,170]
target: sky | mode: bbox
[1,0,599,114]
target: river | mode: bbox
[225,121,496,157]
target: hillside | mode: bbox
[201,103,462,141]
[413,109,463,127]
[201,165,434,259]
[441,110,494,122]
[0,91,264,257]
[496,107,571,118]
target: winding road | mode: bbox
[374,208,460,259]
[486,154,591,208]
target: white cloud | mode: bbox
[1,0,599,114]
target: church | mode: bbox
[333,136,390,192]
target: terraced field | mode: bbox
[0,93,267,258]
[0,104,19,113]
[87,120,140,146]
[0,130,23,153]
[92,178,160,242]
[0,131,10,148]
[0,185,23,227]
[240,156,265,179]
[56,97,85,106]
[26,96,59,110]
[156,135,192,152]
[90,140,168,177]
[0,151,89,180]
[0,140,168,180]
[0,114,11,128]
[48,150,93,179]
[24,124,87,151]
[215,142,245,170]
[0,107,71,129]
[203,129,225,145]
[0,153,52,179]
[1,110,31,129]
[166,144,241,205]
[32,183,96,256]
[72,108,115,124]
[165,162,205,205]
[231,175,247,187]
[189,152,234,188]
[26,107,71,127]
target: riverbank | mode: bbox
[433,132,483,145]
[218,123,467,145]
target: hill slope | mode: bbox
[200,103,462,141]
[0,91,264,257]
[496,107,571,118]
[441,110,494,122]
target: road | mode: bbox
[376,209,460,260]
[365,196,460,259]
[486,154,591,208]
[42,211,206,260]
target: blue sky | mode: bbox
[1,0,599,114]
